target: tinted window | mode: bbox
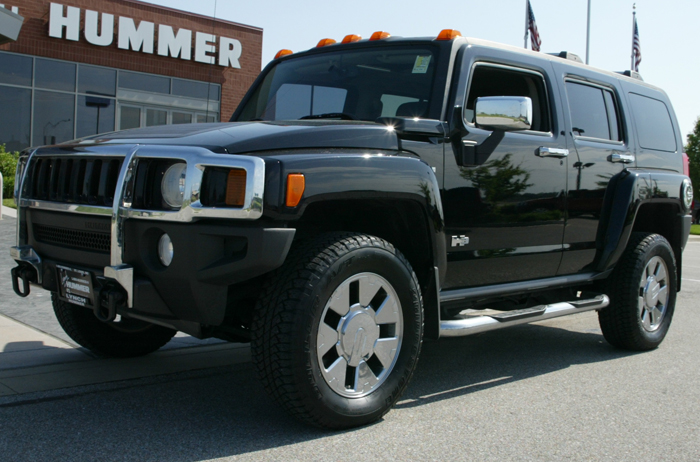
[208,85,220,102]
[0,52,32,86]
[629,93,677,152]
[35,59,76,92]
[33,91,75,146]
[172,111,193,124]
[273,84,348,120]
[603,91,621,142]
[76,96,115,138]
[146,108,167,126]
[466,66,550,132]
[119,71,170,94]
[172,79,209,100]
[79,65,116,97]
[0,86,31,151]
[120,106,141,130]
[566,82,614,140]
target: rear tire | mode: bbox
[598,233,677,350]
[251,233,423,429]
[53,293,176,357]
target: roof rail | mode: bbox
[616,70,644,81]
[547,51,583,63]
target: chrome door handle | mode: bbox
[537,147,569,158]
[609,152,635,164]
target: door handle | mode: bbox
[537,147,569,158]
[609,152,635,164]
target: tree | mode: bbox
[686,117,700,199]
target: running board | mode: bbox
[439,294,609,338]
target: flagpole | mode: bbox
[524,0,529,48]
[585,0,591,64]
[631,4,636,70]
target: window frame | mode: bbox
[564,77,625,146]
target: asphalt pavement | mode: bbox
[1,208,699,461]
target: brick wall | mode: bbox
[0,0,263,119]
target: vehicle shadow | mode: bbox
[0,319,636,462]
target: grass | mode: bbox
[2,198,15,209]
[691,224,700,236]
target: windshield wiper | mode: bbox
[299,112,355,120]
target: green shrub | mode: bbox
[0,144,19,199]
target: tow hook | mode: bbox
[11,265,37,297]
[95,286,126,323]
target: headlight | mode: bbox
[161,163,187,208]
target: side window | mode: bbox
[464,65,551,132]
[273,84,348,120]
[566,81,621,142]
[628,93,677,152]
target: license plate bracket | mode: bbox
[58,265,95,307]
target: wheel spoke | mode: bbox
[641,308,651,330]
[356,360,380,394]
[358,276,381,307]
[324,357,348,392]
[657,285,668,304]
[373,337,399,368]
[638,296,645,313]
[328,284,350,316]
[654,261,667,283]
[374,295,400,324]
[650,306,662,326]
[317,322,338,356]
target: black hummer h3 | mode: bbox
[10,30,693,429]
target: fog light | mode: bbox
[158,233,174,266]
[162,163,187,208]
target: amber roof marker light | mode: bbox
[436,29,462,41]
[286,174,305,207]
[274,49,293,59]
[341,34,362,44]
[316,38,337,47]
[369,31,391,41]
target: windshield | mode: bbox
[235,46,440,122]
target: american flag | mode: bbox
[632,16,642,71]
[527,0,542,52]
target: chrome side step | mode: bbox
[439,295,609,338]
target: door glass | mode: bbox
[172,111,193,124]
[146,108,168,126]
[120,106,141,130]
[565,82,610,140]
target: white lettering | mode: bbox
[66,281,90,293]
[194,32,216,64]
[118,17,154,54]
[218,37,242,68]
[158,25,192,60]
[48,2,80,41]
[84,10,114,47]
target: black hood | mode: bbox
[71,121,401,154]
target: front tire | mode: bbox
[251,233,423,429]
[53,293,177,357]
[598,233,677,350]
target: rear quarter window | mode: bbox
[629,93,677,152]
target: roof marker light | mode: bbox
[316,38,337,47]
[369,31,391,41]
[436,29,462,41]
[341,34,362,44]
[274,49,293,59]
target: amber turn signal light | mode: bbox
[274,49,293,59]
[341,34,362,44]
[225,169,247,207]
[286,173,305,207]
[436,29,462,41]
[369,31,391,41]
[316,38,337,47]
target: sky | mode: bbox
[143,0,700,142]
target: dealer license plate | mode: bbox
[58,265,95,307]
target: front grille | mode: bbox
[33,223,111,253]
[24,156,123,207]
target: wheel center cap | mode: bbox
[644,276,660,307]
[339,307,379,367]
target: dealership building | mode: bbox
[0,0,263,152]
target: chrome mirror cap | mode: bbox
[475,96,533,131]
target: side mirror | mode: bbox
[475,96,532,131]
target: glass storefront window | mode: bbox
[35,59,76,92]
[79,65,117,97]
[172,111,193,124]
[77,96,116,138]
[0,86,31,151]
[120,106,141,130]
[172,79,208,100]
[196,114,218,123]
[32,91,75,146]
[146,108,168,126]
[119,71,170,94]
[0,53,32,87]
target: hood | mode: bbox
[71,120,401,154]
